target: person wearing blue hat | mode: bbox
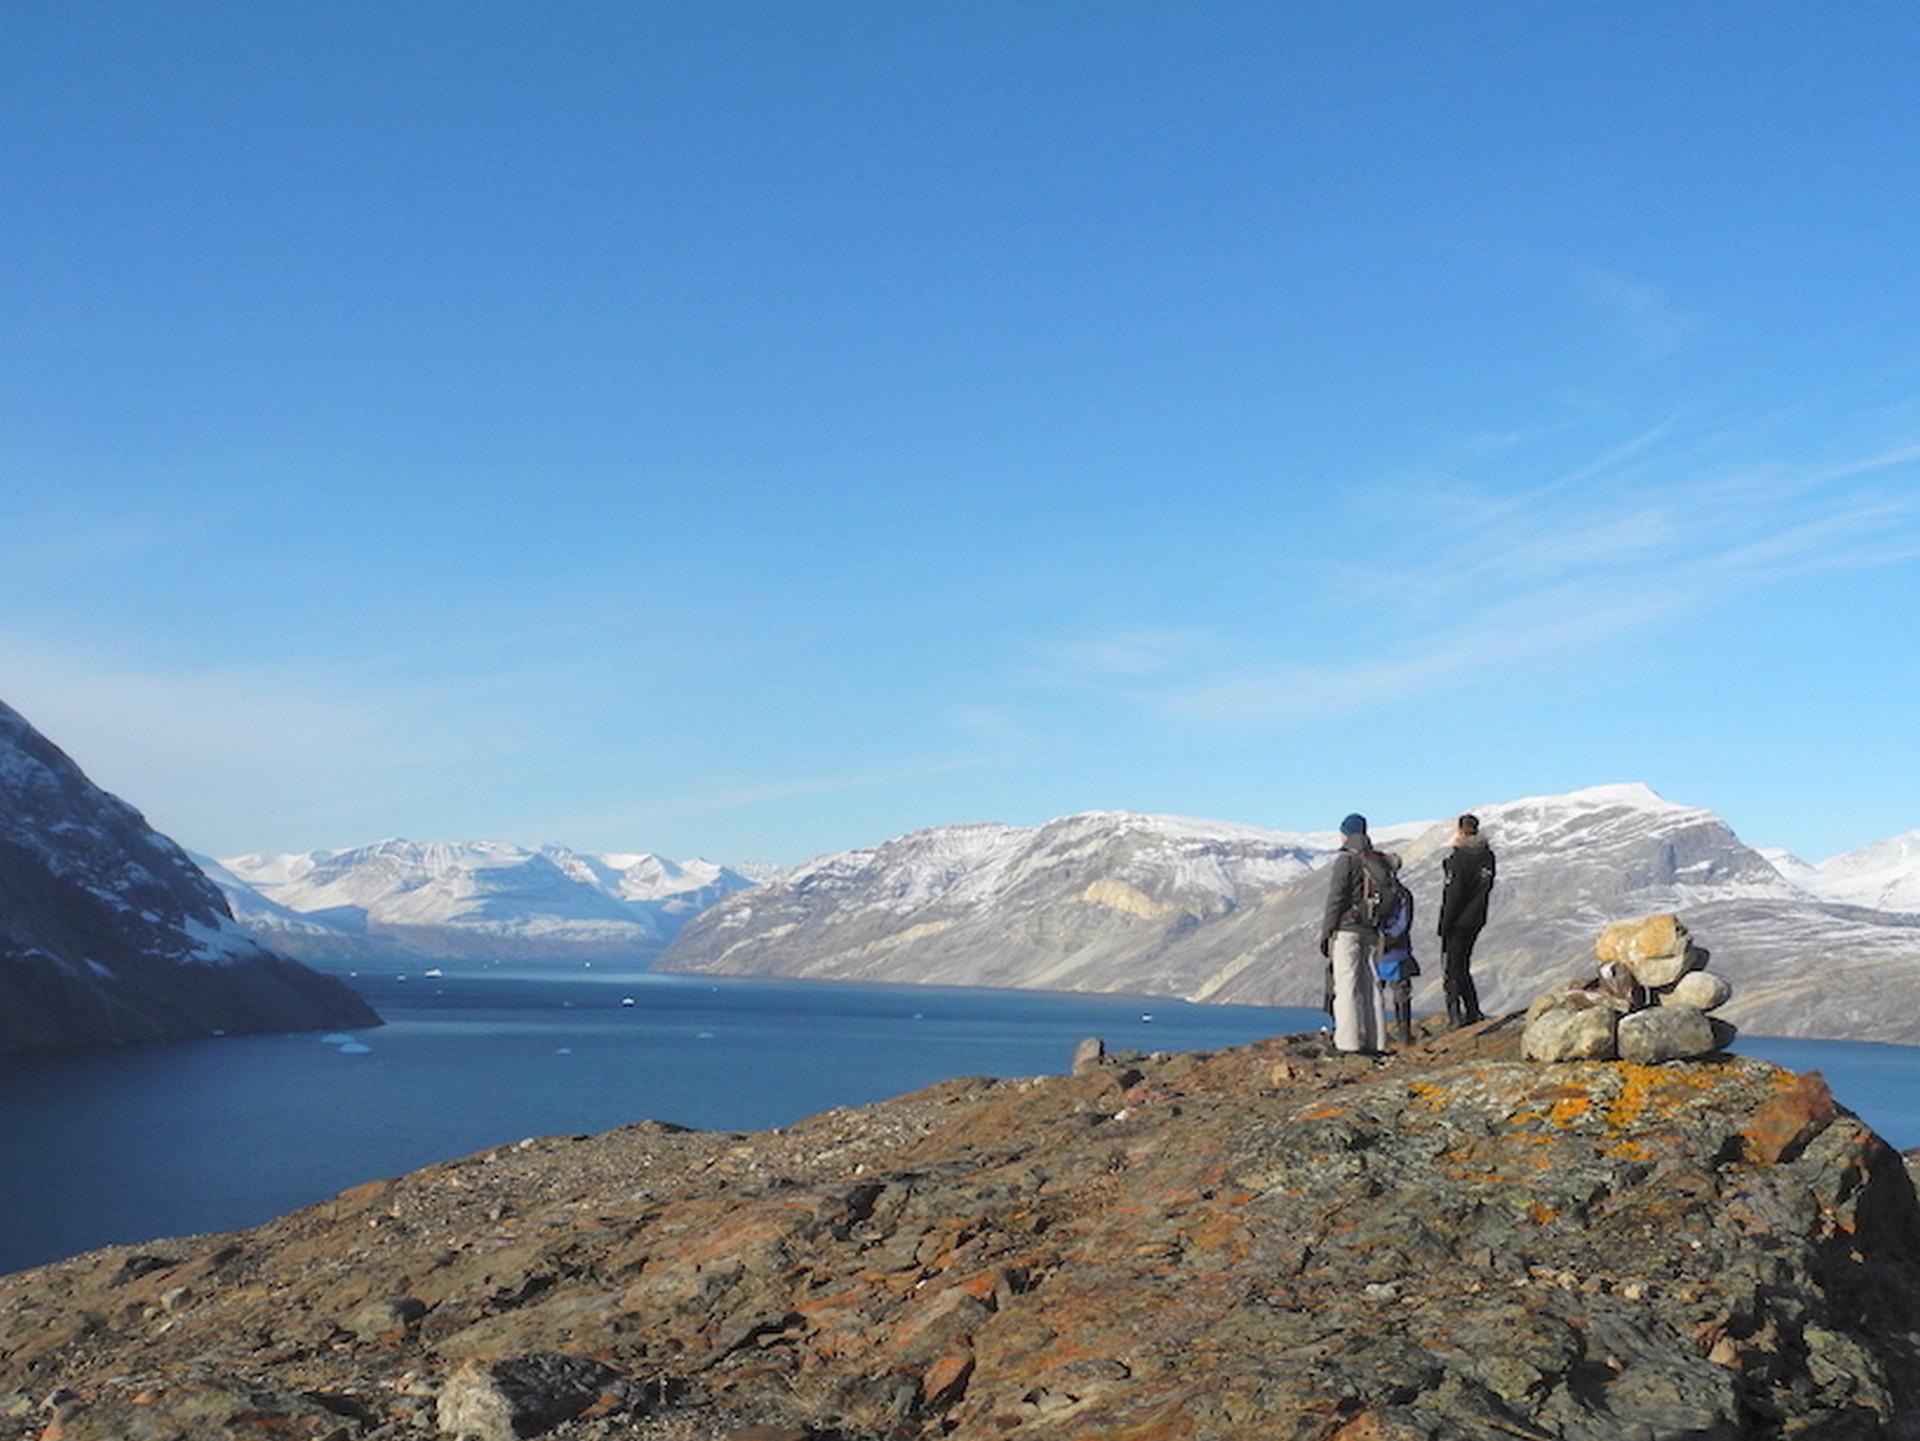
[1318,812,1387,1054]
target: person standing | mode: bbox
[1375,852,1418,1047]
[1438,812,1496,1027]
[1318,813,1383,1054]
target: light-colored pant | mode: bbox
[1330,929,1381,1053]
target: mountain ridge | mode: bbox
[0,699,378,1052]
[661,784,1920,1044]
[208,839,756,964]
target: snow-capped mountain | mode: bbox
[1769,830,1920,914]
[0,699,378,1052]
[207,841,757,963]
[662,809,1337,992]
[662,784,1920,1044]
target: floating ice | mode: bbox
[320,1033,354,1045]
[337,1042,372,1055]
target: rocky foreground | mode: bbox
[4,1021,1919,1440]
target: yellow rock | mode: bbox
[1076,878,1178,921]
[1595,914,1687,965]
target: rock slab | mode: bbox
[436,1354,616,1441]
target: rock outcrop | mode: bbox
[3,1020,1917,1438]
[0,699,378,1051]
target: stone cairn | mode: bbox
[1523,913,1737,1064]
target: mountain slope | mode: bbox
[1796,829,1920,913]
[664,810,1330,993]
[0,700,378,1052]
[211,841,755,963]
[663,785,1920,1043]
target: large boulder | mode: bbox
[435,1354,617,1441]
[1617,1005,1723,1064]
[1665,970,1732,1012]
[1632,943,1708,991]
[1595,913,1687,965]
[1523,1003,1619,1062]
[1596,914,1709,989]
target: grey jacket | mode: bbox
[1319,833,1377,941]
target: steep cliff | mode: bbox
[0,699,378,1051]
[3,1019,1916,1438]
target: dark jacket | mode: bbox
[1320,833,1377,940]
[1439,835,1496,936]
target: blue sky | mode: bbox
[4,3,1918,865]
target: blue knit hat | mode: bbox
[1340,813,1368,836]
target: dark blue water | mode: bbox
[1,971,1914,1277]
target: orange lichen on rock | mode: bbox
[1739,1071,1839,1165]
[1603,1063,1714,1130]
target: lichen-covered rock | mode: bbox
[1522,1003,1619,1061]
[1618,1004,1720,1063]
[1665,969,1732,1012]
[4,1025,1918,1440]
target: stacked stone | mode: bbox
[1523,913,1737,1064]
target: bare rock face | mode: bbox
[3,1023,1918,1439]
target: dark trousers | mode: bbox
[1379,979,1413,1045]
[1442,928,1484,1026]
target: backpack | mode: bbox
[1355,850,1404,932]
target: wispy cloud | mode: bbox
[0,635,577,848]
[1132,422,1920,727]
[1036,628,1216,681]
[1577,267,1698,359]
[604,754,999,826]
[1161,587,1683,725]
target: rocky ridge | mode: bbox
[0,699,377,1052]
[4,1020,1918,1439]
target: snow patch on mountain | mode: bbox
[1799,829,1920,914]
[208,838,761,961]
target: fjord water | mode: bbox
[2,972,1916,1277]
